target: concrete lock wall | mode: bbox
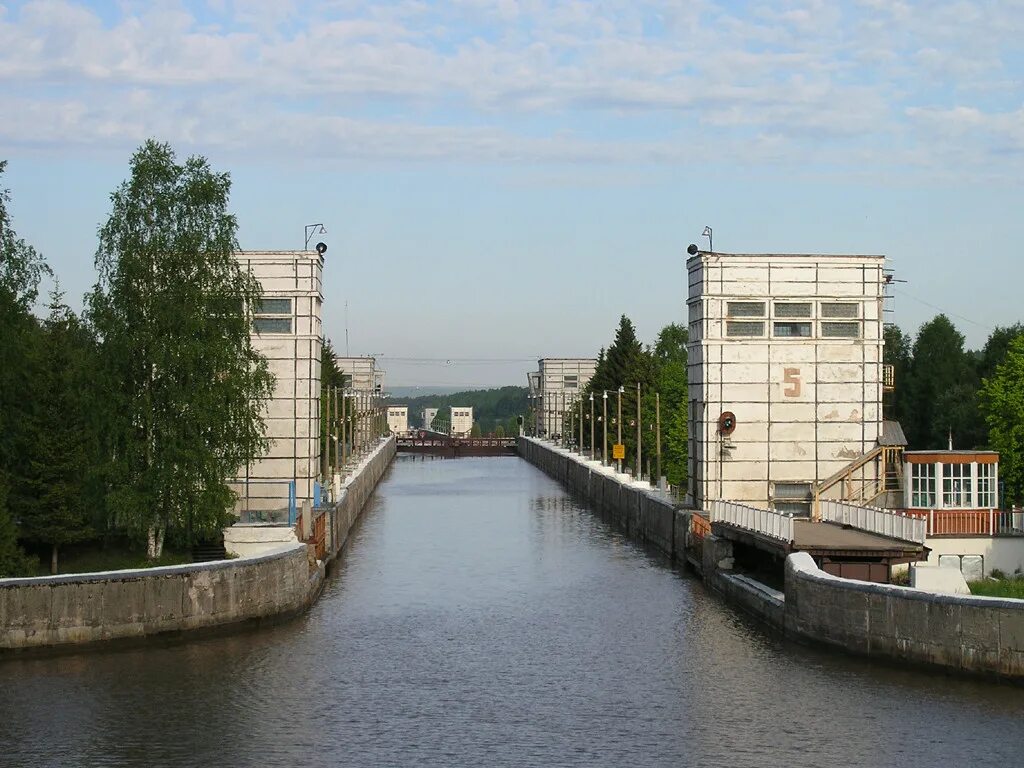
[517,437,687,560]
[0,437,396,654]
[0,543,316,652]
[786,551,1024,678]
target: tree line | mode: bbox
[550,316,688,490]
[886,315,1024,504]
[0,142,273,576]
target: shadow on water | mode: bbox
[2,454,1023,768]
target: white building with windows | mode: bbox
[231,250,324,519]
[387,405,409,434]
[687,252,885,513]
[529,358,597,438]
[451,407,474,437]
[423,407,439,431]
[335,356,383,393]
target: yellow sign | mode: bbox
[612,443,625,460]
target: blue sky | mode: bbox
[2,0,1023,386]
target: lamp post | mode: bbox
[341,392,348,468]
[589,393,595,460]
[656,392,662,486]
[636,382,642,480]
[578,395,584,454]
[602,390,608,466]
[617,385,623,474]
[569,395,575,450]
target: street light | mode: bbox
[636,381,642,480]
[602,390,608,466]
[589,393,595,460]
[617,385,623,474]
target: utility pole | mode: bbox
[636,382,642,479]
[589,393,595,460]
[617,386,623,474]
[333,386,339,476]
[602,390,608,466]
[656,392,662,486]
[578,395,584,454]
[569,395,575,450]
[322,385,330,482]
[341,392,347,468]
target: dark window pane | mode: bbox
[773,322,812,337]
[254,317,292,333]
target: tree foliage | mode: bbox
[980,335,1024,505]
[16,291,99,573]
[88,140,274,554]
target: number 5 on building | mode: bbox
[784,367,801,397]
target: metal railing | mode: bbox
[819,499,926,544]
[709,500,795,543]
[904,508,1024,537]
[232,479,297,525]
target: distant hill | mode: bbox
[385,386,468,398]
[393,386,528,433]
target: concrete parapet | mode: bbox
[0,437,397,655]
[0,543,317,652]
[785,551,1024,679]
[517,437,686,560]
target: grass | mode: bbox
[31,544,193,576]
[968,578,1024,599]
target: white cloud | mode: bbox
[0,0,1022,177]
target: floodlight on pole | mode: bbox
[701,226,713,254]
[305,223,326,250]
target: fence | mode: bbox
[709,500,794,544]
[818,499,926,544]
[903,508,1024,537]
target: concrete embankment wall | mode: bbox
[0,437,396,653]
[786,551,1024,678]
[517,437,688,559]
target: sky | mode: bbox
[2,0,1023,387]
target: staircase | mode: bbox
[813,445,904,520]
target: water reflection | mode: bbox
[1,455,1023,767]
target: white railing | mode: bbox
[818,499,926,545]
[709,500,794,543]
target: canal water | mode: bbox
[2,456,1024,767]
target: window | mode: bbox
[773,483,811,517]
[774,322,812,338]
[563,375,579,389]
[256,298,292,315]
[253,317,292,333]
[822,321,860,338]
[727,301,765,317]
[978,463,996,507]
[253,297,292,334]
[822,302,859,319]
[943,463,971,508]
[910,462,936,507]
[727,321,764,337]
[774,303,811,318]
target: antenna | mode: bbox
[304,223,326,250]
[345,300,349,357]
[701,225,713,253]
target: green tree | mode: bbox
[980,335,1024,505]
[17,291,99,573]
[0,159,49,576]
[89,140,274,557]
[883,324,913,425]
[470,422,482,437]
[494,424,506,438]
[978,324,1024,383]
[320,339,347,466]
[905,315,977,449]
[654,323,688,487]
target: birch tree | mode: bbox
[89,141,274,558]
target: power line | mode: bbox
[891,288,995,332]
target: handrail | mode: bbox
[818,499,926,545]
[709,500,794,544]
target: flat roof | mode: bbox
[687,251,885,260]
